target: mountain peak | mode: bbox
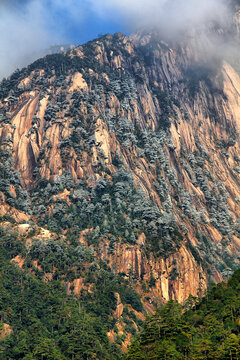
[0,16,240,356]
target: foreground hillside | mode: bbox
[126,269,240,360]
[1,220,239,359]
[0,221,127,359]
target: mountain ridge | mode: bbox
[0,11,240,353]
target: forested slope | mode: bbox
[126,270,240,359]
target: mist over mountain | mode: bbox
[0,44,75,80]
[1,0,240,79]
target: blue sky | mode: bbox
[39,0,129,46]
[56,10,127,46]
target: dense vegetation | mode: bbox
[1,221,240,359]
[126,270,240,359]
[0,224,143,359]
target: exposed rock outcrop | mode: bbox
[1,14,240,309]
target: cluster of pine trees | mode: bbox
[126,270,240,360]
[1,217,239,360]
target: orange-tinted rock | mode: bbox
[1,27,240,309]
[0,324,12,339]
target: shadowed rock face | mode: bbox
[0,14,240,308]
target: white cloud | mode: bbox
[0,1,63,79]
[0,0,90,79]
[90,0,230,34]
[90,0,238,66]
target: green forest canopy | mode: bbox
[126,270,240,360]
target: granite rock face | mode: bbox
[0,8,240,310]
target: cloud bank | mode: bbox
[0,0,238,79]
[0,0,88,79]
[0,1,59,79]
[93,0,236,41]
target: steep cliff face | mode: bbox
[0,14,240,312]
